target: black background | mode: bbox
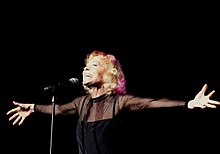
[0,2,219,154]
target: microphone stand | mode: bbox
[44,79,79,154]
[49,86,56,154]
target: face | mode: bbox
[82,56,107,86]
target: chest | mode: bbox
[81,100,116,122]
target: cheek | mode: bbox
[102,72,113,83]
[91,68,103,78]
[93,74,102,82]
[91,72,104,83]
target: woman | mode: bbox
[6,50,220,154]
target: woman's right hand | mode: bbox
[6,101,35,125]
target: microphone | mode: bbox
[44,77,79,91]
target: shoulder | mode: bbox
[117,94,136,99]
[72,94,91,103]
[112,93,136,102]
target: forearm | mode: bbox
[146,98,187,108]
[34,102,77,115]
[121,95,188,110]
[34,104,60,115]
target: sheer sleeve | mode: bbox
[118,94,187,111]
[35,95,87,115]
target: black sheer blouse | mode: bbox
[35,94,186,154]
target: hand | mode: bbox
[188,84,220,109]
[6,101,35,125]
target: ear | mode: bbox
[112,68,117,75]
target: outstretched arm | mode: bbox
[6,101,35,125]
[6,97,79,126]
[187,84,220,109]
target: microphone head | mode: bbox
[69,78,79,84]
[44,77,79,92]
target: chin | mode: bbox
[83,80,92,85]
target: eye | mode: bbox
[91,62,99,67]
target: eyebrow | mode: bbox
[89,59,102,64]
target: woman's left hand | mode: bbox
[188,84,220,109]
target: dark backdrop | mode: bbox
[1,3,220,154]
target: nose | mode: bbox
[84,66,89,71]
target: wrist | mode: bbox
[187,100,194,109]
[30,104,35,113]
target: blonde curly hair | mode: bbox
[83,50,126,94]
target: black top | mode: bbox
[35,93,186,154]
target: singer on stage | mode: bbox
[6,50,220,154]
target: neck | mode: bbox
[89,86,111,98]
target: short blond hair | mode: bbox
[84,50,126,94]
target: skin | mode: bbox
[82,55,111,98]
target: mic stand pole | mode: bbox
[49,86,56,154]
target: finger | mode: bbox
[202,84,208,90]
[207,90,215,98]
[208,100,220,105]
[9,112,19,121]
[195,84,208,99]
[19,117,25,125]
[6,107,20,115]
[13,101,18,105]
[205,104,217,108]
[200,84,208,94]
[13,115,22,125]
